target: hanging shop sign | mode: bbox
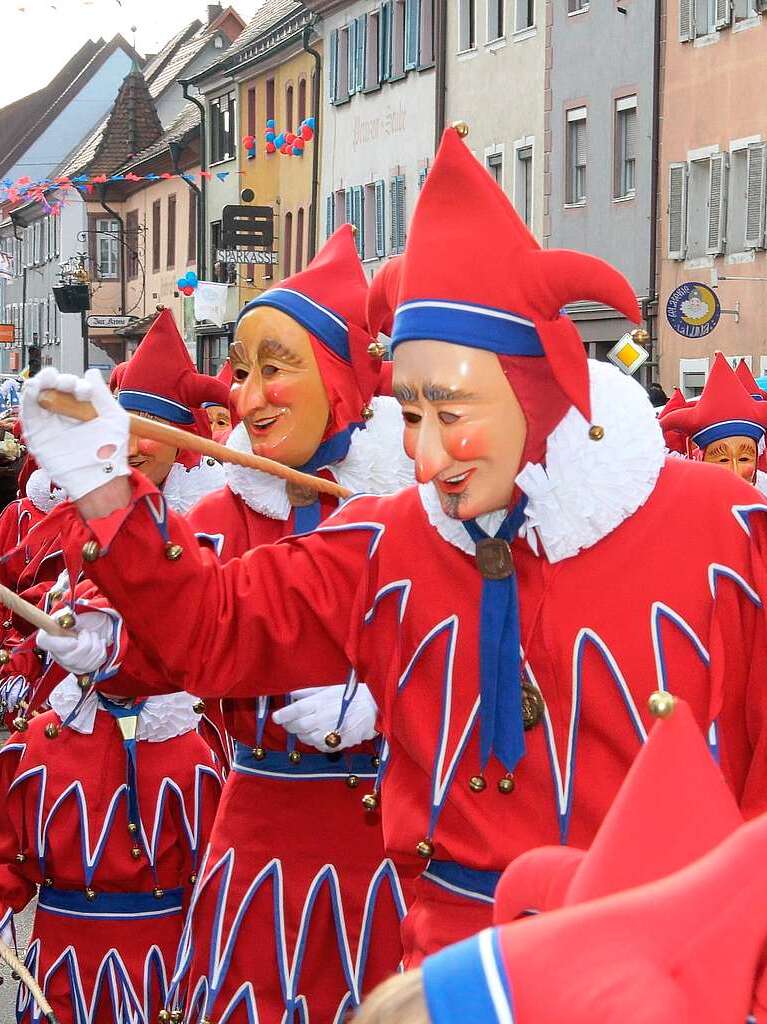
[216,249,278,265]
[666,282,721,339]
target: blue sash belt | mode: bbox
[421,860,501,905]
[233,741,378,780]
[38,886,184,919]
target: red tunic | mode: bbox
[0,693,221,1024]
[164,478,407,1024]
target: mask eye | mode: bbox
[261,364,279,378]
[438,411,459,425]
[402,411,421,425]
[232,367,248,383]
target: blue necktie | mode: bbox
[463,498,528,773]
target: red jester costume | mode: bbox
[21,127,767,974]
[162,228,412,1024]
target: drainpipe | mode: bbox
[98,185,126,317]
[168,139,202,228]
[434,0,448,151]
[10,218,26,371]
[181,81,208,280]
[646,0,663,384]
[303,23,322,261]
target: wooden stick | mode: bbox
[37,390,352,500]
[0,936,59,1022]
[0,583,73,638]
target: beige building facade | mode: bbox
[658,2,767,395]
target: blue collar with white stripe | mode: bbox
[237,288,351,363]
[391,299,544,357]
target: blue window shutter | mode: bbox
[375,180,386,257]
[345,187,353,224]
[395,175,406,252]
[380,2,392,81]
[326,195,334,240]
[329,29,338,104]
[418,166,428,190]
[357,15,367,91]
[347,20,357,95]
[404,0,420,70]
[353,185,364,256]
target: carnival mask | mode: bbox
[230,307,331,468]
[394,340,527,519]
[702,435,759,483]
[127,412,179,487]
[205,405,231,434]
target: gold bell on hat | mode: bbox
[193,700,206,714]
[324,730,342,749]
[451,120,470,138]
[648,690,676,719]
[588,424,605,442]
[362,793,379,811]
[416,838,434,859]
[367,341,387,359]
[44,723,60,740]
[164,541,183,561]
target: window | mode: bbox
[284,212,293,278]
[390,174,406,254]
[487,0,504,41]
[680,358,708,398]
[458,0,476,50]
[332,26,351,101]
[724,142,765,254]
[366,12,381,89]
[152,201,161,272]
[296,208,305,272]
[614,96,637,199]
[392,0,407,73]
[515,144,533,227]
[733,0,762,21]
[351,185,364,256]
[568,0,588,11]
[486,150,503,186]
[298,78,307,122]
[515,0,534,29]
[211,221,236,285]
[188,191,197,263]
[363,180,386,260]
[126,210,139,280]
[95,217,120,280]
[679,0,730,39]
[286,84,294,132]
[266,78,275,123]
[167,194,177,268]
[566,107,587,205]
[247,85,256,137]
[681,153,729,259]
[334,189,347,231]
[210,92,237,163]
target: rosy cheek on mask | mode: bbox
[445,423,489,462]
[264,381,294,408]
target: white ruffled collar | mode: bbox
[25,467,66,514]
[161,457,225,515]
[224,395,413,518]
[48,675,202,741]
[419,360,666,564]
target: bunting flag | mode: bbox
[0,168,246,212]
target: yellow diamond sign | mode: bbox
[607,333,650,376]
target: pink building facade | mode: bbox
[658,1,767,397]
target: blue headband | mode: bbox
[237,288,351,363]
[692,419,765,449]
[422,928,516,1024]
[118,390,194,425]
[391,299,544,357]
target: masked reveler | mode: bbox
[21,126,767,974]
[660,352,767,494]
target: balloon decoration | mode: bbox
[176,271,198,297]
[256,117,316,158]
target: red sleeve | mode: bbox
[69,478,375,699]
[0,740,37,916]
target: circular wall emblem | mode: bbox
[666,282,721,339]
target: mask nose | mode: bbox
[414,419,451,484]
[235,371,267,419]
[128,433,140,457]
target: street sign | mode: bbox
[222,205,274,248]
[216,249,278,265]
[606,332,649,376]
[0,324,14,344]
[86,315,138,329]
[666,282,721,339]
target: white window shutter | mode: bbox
[329,29,338,103]
[375,180,386,257]
[667,162,688,260]
[744,143,767,249]
[326,195,334,240]
[348,20,357,94]
[679,0,694,39]
[706,152,729,255]
[715,0,731,27]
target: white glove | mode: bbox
[21,367,129,500]
[36,609,114,676]
[272,684,379,752]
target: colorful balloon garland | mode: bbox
[251,117,316,158]
[176,270,198,297]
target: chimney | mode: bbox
[208,3,223,23]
